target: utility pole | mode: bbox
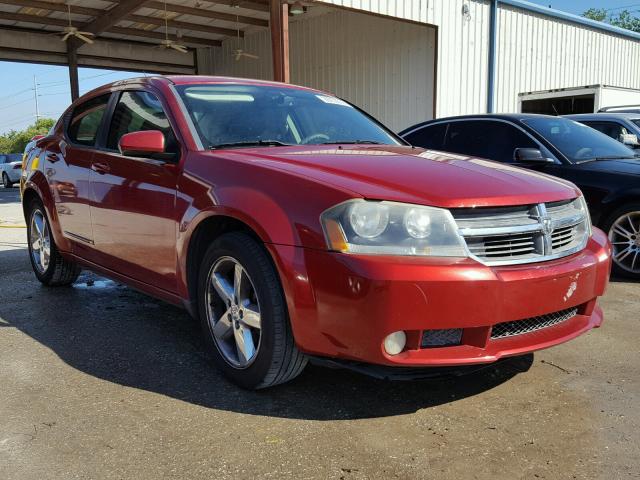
[33,75,40,123]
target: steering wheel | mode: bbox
[574,147,593,160]
[300,133,330,145]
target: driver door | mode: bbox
[89,90,181,292]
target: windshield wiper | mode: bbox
[318,140,384,145]
[209,140,293,150]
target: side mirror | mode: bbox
[514,148,554,164]
[119,130,165,158]
[619,133,639,147]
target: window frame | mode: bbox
[405,118,562,164]
[100,88,183,162]
[64,92,114,149]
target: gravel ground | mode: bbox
[0,186,638,480]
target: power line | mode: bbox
[0,98,33,111]
[603,3,640,12]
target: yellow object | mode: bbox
[31,156,40,170]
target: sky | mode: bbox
[1,1,638,135]
[0,62,144,135]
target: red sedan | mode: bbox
[21,76,611,389]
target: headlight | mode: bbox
[321,199,468,256]
[576,195,593,237]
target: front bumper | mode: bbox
[269,227,612,367]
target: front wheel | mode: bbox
[27,199,81,286]
[2,172,12,188]
[197,232,307,389]
[603,204,640,279]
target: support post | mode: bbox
[68,46,80,102]
[269,0,290,83]
[487,0,498,113]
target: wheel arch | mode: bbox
[183,213,275,318]
[598,189,640,228]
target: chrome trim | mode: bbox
[168,84,204,151]
[454,199,589,266]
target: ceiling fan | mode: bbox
[156,1,188,53]
[56,4,95,44]
[232,14,258,61]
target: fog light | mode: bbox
[383,331,406,355]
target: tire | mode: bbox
[197,232,307,389]
[26,198,81,286]
[2,172,12,188]
[601,203,640,279]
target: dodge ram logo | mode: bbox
[540,215,554,235]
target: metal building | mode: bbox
[1,0,639,132]
[197,0,640,131]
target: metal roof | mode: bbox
[0,0,271,50]
[500,0,640,42]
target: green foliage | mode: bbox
[582,8,640,33]
[0,118,56,154]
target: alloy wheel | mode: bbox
[205,256,262,368]
[29,209,51,274]
[609,211,640,274]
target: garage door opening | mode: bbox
[521,94,595,115]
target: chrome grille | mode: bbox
[491,307,579,339]
[452,198,589,266]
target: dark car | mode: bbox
[400,114,640,278]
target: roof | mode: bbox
[399,113,558,134]
[0,0,270,50]
[501,0,640,42]
[565,113,640,121]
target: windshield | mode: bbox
[175,84,401,149]
[522,116,637,162]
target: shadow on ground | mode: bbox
[0,186,20,205]
[0,246,533,420]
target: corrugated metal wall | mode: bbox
[496,3,640,112]
[201,8,436,131]
[197,0,640,125]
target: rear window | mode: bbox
[68,94,111,146]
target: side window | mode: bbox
[444,120,537,162]
[68,94,111,146]
[581,121,628,141]
[107,91,178,153]
[403,123,447,150]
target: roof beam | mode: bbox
[192,0,269,12]
[107,27,222,47]
[125,13,241,37]
[145,1,268,27]
[0,12,221,47]
[0,0,102,17]
[80,0,152,37]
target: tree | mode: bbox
[583,8,640,33]
[0,118,56,154]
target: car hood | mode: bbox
[577,157,640,176]
[212,145,580,208]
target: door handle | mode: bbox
[91,162,110,175]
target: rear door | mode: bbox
[48,93,112,250]
[89,89,181,292]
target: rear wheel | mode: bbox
[603,203,640,279]
[197,232,307,389]
[2,172,12,188]
[27,199,81,286]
